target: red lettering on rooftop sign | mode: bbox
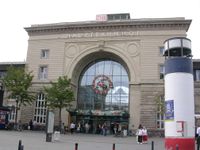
[96,14,107,21]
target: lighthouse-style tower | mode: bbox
[163,37,195,150]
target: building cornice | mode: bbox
[193,59,200,62]
[24,18,191,36]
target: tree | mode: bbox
[2,66,35,125]
[44,76,75,131]
[155,95,165,115]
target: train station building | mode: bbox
[1,14,200,134]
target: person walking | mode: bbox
[102,122,108,136]
[61,122,65,134]
[29,119,33,130]
[85,122,90,133]
[142,126,148,144]
[196,125,200,146]
[18,120,23,131]
[70,122,75,134]
[137,124,143,144]
[76,122,81,133]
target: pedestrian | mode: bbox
[97,124,102,134]
[118,123,122,136]
[70,122,75,134]
[102,122,107,136]
[29,119,33,130]
[76,122,81,133]
[18,120,23,131]
[113,123,117,135]
[196,125,200,145]
[85,122,90,133]
[137,124,143,144]
[142,126,148,143]
[61,122,65,134]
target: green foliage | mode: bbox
[155,95,165,115]
[44,76,75,109]
[2,66,35,106]
[44,76,74,131]
[2,66,35,124]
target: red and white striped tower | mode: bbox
[163,37,195,150]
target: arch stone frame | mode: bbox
[64,40,141,129]
[67,44,139,84]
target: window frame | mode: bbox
[8,108,16,123]
[156,95,165,129]
[77,60,129,111]
[195,69,200,81]
[159,46,165,56]
[34,93,47,124]
[40,49,49,59]
[38,65,48,80]
[159,64,165,79]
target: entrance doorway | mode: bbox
[71,114,129,134]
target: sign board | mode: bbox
[165,100,174,121]
[47,111,54,133]
[176,121,184,133]
[96,14,108,21]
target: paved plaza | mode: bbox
[0,130,165,150]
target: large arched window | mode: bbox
[77,60,129,111]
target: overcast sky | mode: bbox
[0,0,199,62]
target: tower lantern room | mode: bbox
[163,37,192,58]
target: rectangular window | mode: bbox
[0,71,6,79]
[157,95,165,129]
[159,47,165,56]
[34,93,47,124]
[195,70,200,81]
[41,49,49,59]
[9,109,16,122]
[160,65,165,79]
[38,66,48,80]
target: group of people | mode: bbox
[13,119,34,131]
[68,122,109,135]
[67,121,123,136]
[67,122,91,134]
[136,124,148,144]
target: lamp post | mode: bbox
[163,37,195,150]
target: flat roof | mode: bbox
[193,59,200,62]
[30,17,186,27]
[0,62,25,65]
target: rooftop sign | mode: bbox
[96,14,108,21]
[96,13,130,21]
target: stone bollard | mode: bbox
[20,145,24,150]
[112,143,115,150]
[18,140,24,150]
[176,144,179,150]
[151,141,154,150]
[75,143,78,150]
[18,140,22,150]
